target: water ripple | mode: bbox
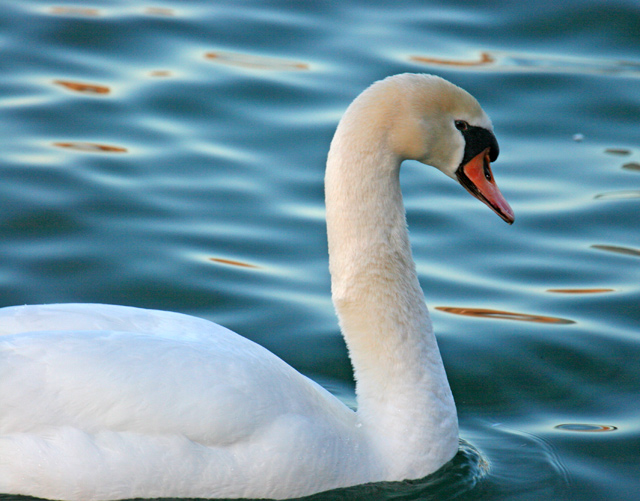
[209,257,260,269]
[435,307,575,325]
[555,424,617,433]
[546,288,614,294]
[409,50,640,78]
[48,6,101,17]
[591,244,640,257]
[53,80,110,95]
[205,50,310,71]
[594,190,640,200]
[52,142,128,153]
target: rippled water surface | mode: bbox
[0,1,639,500]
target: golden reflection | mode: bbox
[149,70,173,78]
[210,257,259,269]
[409,52,494,67]
[547,288,614,294]
[49,7,100,16]
[205,51,309,71]
[622,162,640,171]
[555,423,617,432]
[53,142,127,153]
[592,244,640,257]
[435,306,575,324]
[54,80,110,95]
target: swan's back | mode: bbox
[0,304,366,500]
[0,303,230,342]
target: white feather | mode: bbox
[0,73,496,500]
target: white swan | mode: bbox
[0,73,513,500]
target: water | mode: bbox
[0,1,638,500]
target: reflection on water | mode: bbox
[594,190,640,200]
[53,142,128,153]
[591,244,640,257]
[604,148,632,156]
[555,424,617,433]
[210,257,259,269]
[49,5,177,17]
[205,51,310,71]
[49,6,100,17]
[144,7,176,17]
[148,70,173,78]
[546,288,614,294]
[622,162,640,171]
[410,50,640,77]
[54,80,110,95]
[435,307,574,324]
[409,52,494,67]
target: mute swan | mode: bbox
[0,73,513,500]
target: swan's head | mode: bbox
[359,73,514,224]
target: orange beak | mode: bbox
[456,147,514,224]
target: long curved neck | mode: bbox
[325,106,458,477]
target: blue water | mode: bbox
[0,1,639,500]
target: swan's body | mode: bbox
[0,74,512,500]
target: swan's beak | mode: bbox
[456,148,514,224]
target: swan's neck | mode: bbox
[325,109,458,477]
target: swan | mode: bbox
[0,73,513,500]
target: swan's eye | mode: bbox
[454,120,469,131]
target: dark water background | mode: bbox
[0,1,639,500]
